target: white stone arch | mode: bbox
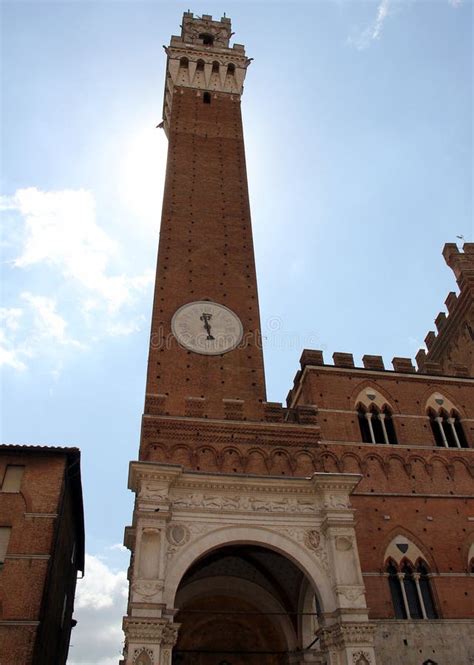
[175,575,298,651]
[164,524,334,613]
[425,391,460,417]
[384,534,427,567]
[355,387,394,411]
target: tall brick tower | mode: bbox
[145,11,265,421]
[121,12,377,665]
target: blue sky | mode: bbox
[1,1,472,663]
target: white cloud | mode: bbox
[69,554,127,665]
[0,187,154,371]
[348,0,392,50]
[21,293,68,342]
[8,187,151,312]
[448,0,463,7]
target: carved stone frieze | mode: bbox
[123,618,180,646]
[319,623,376,650]
[132,647,154,664]
[132,580,164,599]
[353,651,372,665]
[171,492,317,514]
[335,585,366,602]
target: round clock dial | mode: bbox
[171,301,243,355]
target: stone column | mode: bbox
[122,618,179,665]
[314,475,377,665]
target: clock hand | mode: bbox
[200,312,215,340]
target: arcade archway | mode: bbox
[172,545,321,665]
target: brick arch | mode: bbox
[168,444,192,467]
[220,446,244,473]
[195,445,219,471]
[450,455,474,478]
[350,380,401,414]
[341,451,363,474]
[269,448,294,475]
[244,448,268,474]
[320,450,342,473]
[384,453,411,477]
[294,451,317,476]
[407,454,431,476]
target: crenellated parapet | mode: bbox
[416,243,473,376]
[162,12,250,135]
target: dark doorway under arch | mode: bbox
[172,544,319,665]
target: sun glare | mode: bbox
[118,127,168,232]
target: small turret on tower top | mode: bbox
[162,12,250,135]
[180,12,233,48]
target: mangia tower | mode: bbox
[121,12,473,665]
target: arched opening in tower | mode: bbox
[172,544,321,665]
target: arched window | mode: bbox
[199,33,214,46]
[401,561,423,619]
[212,61,220,73]
[387,561,406,619]
[418,561,437,619]
[227,63,236,76]
[179,57,189,69]
[429,408,468,448]
[383,405,398,444]
[358,405,372,443]
[385,559,437,620]
[196,59,205,72]
[357,403,397,444]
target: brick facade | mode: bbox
[0,446,85,665]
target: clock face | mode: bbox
[171,301,243,355]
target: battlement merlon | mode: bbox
[161,13,250,136]
[443,242,474,288]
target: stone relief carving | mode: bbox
[132,580,164,599]
[139,483,170,502]
[336,535,353,551]
[171,492,316,514]
[336,586,366,602]
[166,523,190,546]
[132,647,154,665]
[353,651,371,665]
[304,529,321,550]
[324,494,350,510]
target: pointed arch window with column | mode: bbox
[384,536,438,620]
[356,388,398,444]
[426,393,469,448]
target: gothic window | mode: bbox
[357,404,397,444]
[386,559,438,620]
[212,61,220,73]
[428,408,468,448]
[227,63,236,76]
[199,33,214,46]
[387,561,406,618]
[196,59,205,71]
[179,57,189,69]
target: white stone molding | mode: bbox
[122,463,378,663]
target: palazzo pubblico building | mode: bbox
[120,12,474,665]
